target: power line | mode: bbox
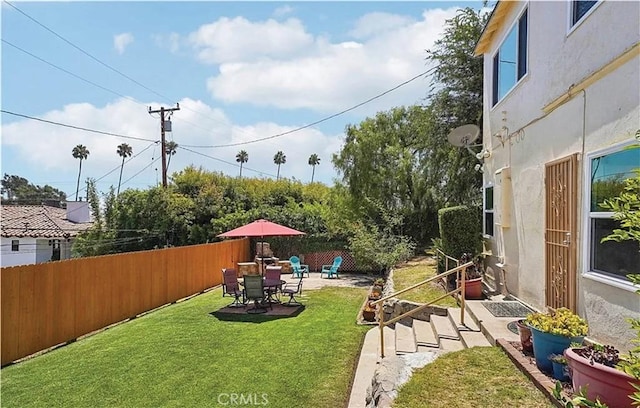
[180,66,439,149]
[1,109,158,143]
[178,146,277,178]
[2,38,148,108]
[3,0,234,134]
[120,156,161,187]
[64,142,158,198]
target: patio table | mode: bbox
[263,278,286,304]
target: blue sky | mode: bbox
[1,1,485,199]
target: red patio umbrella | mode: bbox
[218,219,305,274]
[218,219,305,238]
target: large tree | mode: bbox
[273,151,286,180]
[165,141,178,172]
[308,154,320,183]
[421,6,487,206]
[72,144,90,201]
[116,143,133,196]
[332,7,487,246]
[236,150,248,179]
[1,174,66,204]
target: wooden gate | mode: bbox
[545,153,578,311]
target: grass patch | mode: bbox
[392,258,458,307]
[1,287,368,408]
[393,347,555,408]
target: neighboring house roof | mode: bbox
[1,205,92,238]
[474,1,516,56]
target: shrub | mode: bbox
[437,205,482,260]
[525,308,588,338]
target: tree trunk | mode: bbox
[75,159,83,201]
[117,157,125,196]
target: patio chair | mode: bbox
[320,256,342,279]
[281,276,304,306]
[243,274,270,314]
[264,265,283,302]
[289,256,309,278]
[222,268,245,308]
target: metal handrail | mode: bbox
[375,260,473,358]
[435,248,459,275]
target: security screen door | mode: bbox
[545,153,578,312]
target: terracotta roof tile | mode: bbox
[1,205,93,238]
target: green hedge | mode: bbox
[437,205,483,261]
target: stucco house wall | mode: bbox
[478,1,640,350]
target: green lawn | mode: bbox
[393,347,555,408]
[1,287,368,408]
[392,258,458,307]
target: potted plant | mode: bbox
[549,354,570,382]
[362,301,377,322]
[564,343,640,407]
[525,308,588,374]
[457,253,484,299]
[373,278,385,289]
[516,319,533,354]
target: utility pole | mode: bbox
[148,103,180,187]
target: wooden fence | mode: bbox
[1,239,249,366]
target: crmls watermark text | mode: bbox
[217,393,269,406]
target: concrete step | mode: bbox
[413,319,439,348]
[381,325,395,358]
[459,330,492,348]
[447,307,481,332]
[395,322,417,355]
[447,307,491,348]
[430,314,459,341]
[439,338,465,353]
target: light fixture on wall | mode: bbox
[475,149,491,160]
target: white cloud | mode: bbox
[113,33,134,54]
[348,12,414,39]
[1,98,341,195]
[188,17,314,64]
[273,5,294,18]
[195,7,460,113]
[153,32,181,54]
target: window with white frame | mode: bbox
[484,185,494,236]
[587,145,640,281]
[11,240,19,251]
[571,1,597,26]
[492,8,528,106]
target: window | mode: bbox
[492,8,528,106]
[484,186,494,236]
[587,146,640,281]
[572,1,597,26]
[11,240,19,251]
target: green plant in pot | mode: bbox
[525,308,588,374]
[549,354,570,382]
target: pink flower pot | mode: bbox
[565,347,639,408]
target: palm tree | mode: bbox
[236,150,249,179]
[116,143,133,196]
[72,144,90,201]
[165,141,178,171]
[273,151,286,180]
[308,153,320,183]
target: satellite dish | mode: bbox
[447,124,480,147]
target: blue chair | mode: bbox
[289,256,309,278]
[320,256,342,279]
